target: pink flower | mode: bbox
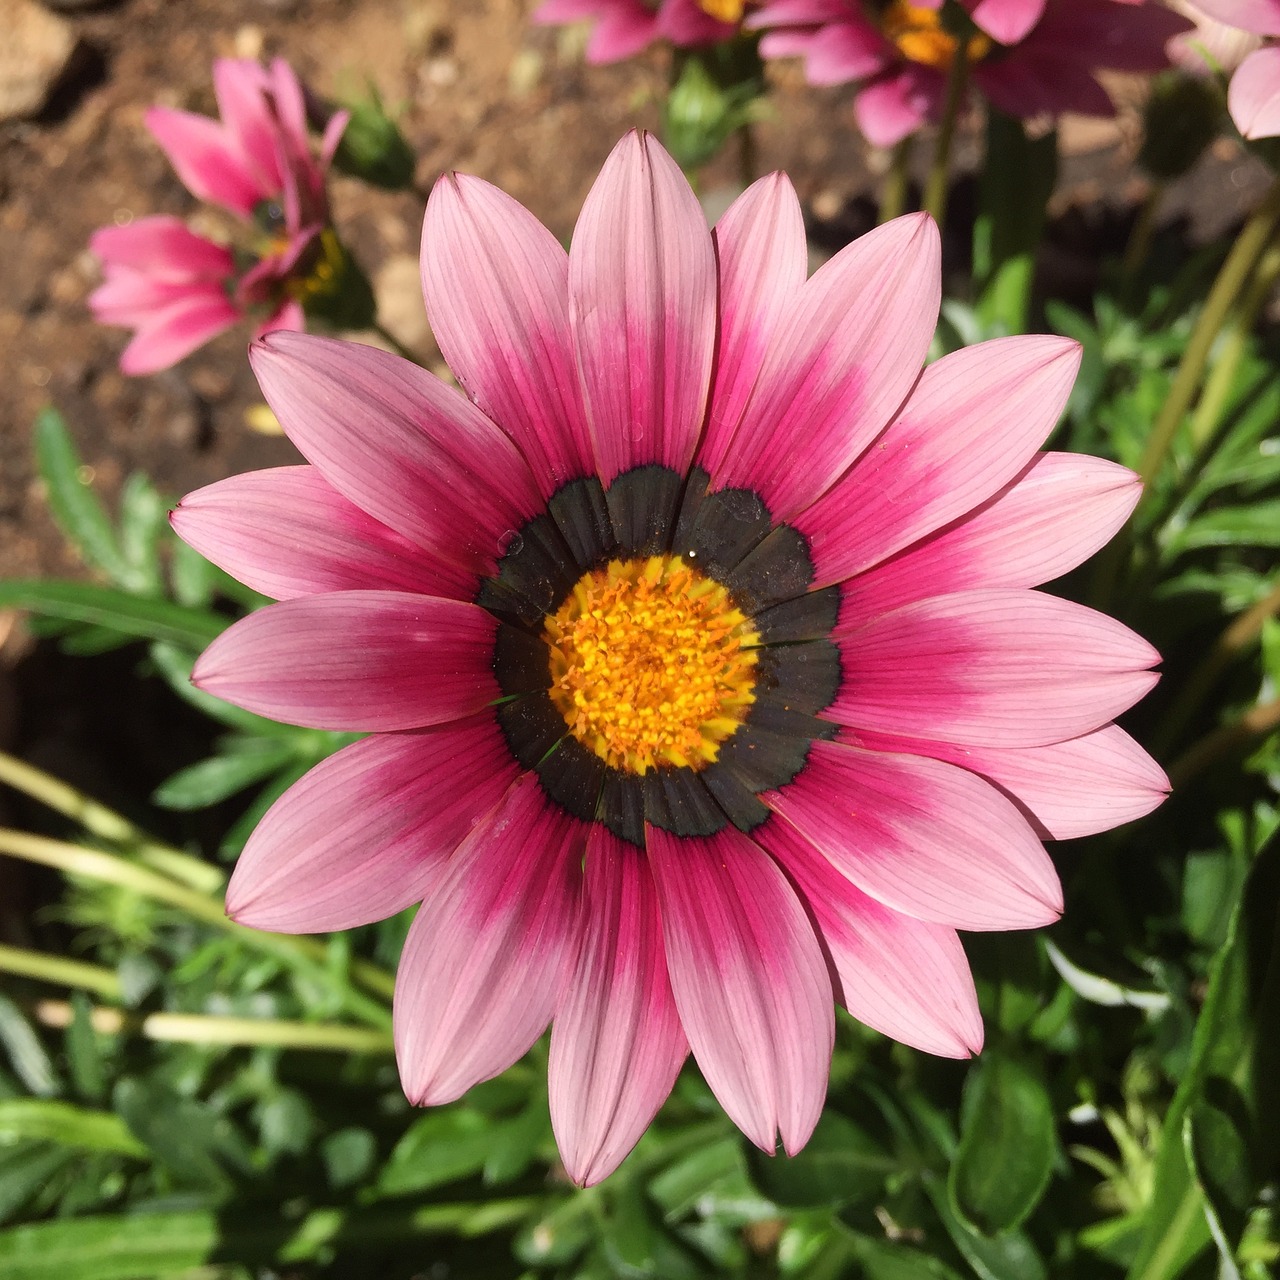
[172,132,1165,1185]
[90,58,348,374]
[1184,1,1280,136]
[533,0,738,62]
[749,0,1191,148]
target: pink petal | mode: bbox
[747,0,854,26]
[976,58,1114,119]
[533,0,661,62]
[90,216,234,277]
[549,827,689,1186]
[171,466,475,602]
[766,739,1062,930]
[570,131,717,482]
[117,293,239,375]
[395,772,585,1104]
[698,173,809,476]
[658,0,736,46]
[191,590,499,731]
[831,588,1160,749]
[91,273,222,324]
[144,107,264,217]
[211,58,282,192]
[838,452,1142,629]
[709,212,940,518]
[799,19,891,83]
[647,824,834,1156]
[854,70,940,148]
[249,331,543,576]
[423,173,594,495]
[851,723,1170,840]
[967,0,1045,44]
[226,717,519,932]
[1016,0,1192,70]
[1230,46,1280,138]
[1192,0,1280,35]
[796,335,1081,588]
[760,817,982,1057]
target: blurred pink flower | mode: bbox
[90,58,348,374]
[173,132,1165,1185]
[533,0,738,61]
[749,0,1191,147]
[1184,1,1280,136]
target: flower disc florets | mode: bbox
[545,555,760,774]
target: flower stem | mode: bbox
[1137,173,1280,489]
[1167,694,1280,790]
[0,828,394,1024]
[922,45,969,234]
[1150,577,1280,759]
[1120,181,1164,294]
[31,999,392,1053]
[373,320,421,365]
[879,138,911,224]
[0,751,222,894]
[0,943,121,999]
[738,120,758,188]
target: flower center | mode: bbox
[697,0,746,21]
[543,555,760,775]
[880,1,991,70]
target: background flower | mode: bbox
[533,0,738,62]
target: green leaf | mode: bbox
[0,1099,146,1157]
[852,1236,967,1280]
[113,1078,239,1193]
[0,581,226,649]
[0,1144,74,1225]
[1167,500,1280,554]
[116,472,167,596]
[151,740,295,810]
[374,1108,492,1198]
[949,1056,1057,1234]
[747,1110,893,1209]
[321,1127,376,1190]
[926,1175,1047,1280]
[33,408,129,582]
[64,995,106,1103]
[0,998,58,1098]
[1126,832,1280,1278]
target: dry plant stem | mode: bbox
[1167,694,1280,790]
[879,138,911,224]
[0,751,222,894]
[373,320,420,364]
[1152,577,1280,758]
[0,942,122,999]
[1137,173,1280,488]
[31,999,392,1053]
[922,46,969,233]
[0,828,395,1019]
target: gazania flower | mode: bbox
[173,132,1165,1185]
[749,0,1191,148]
[1184,0,1280,137]
[90,58,348,374]
[533,0,739,63]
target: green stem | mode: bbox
[879,137,911,224]
[1137,173,1280,489]
[1167,694,1280,790]
[922,45,969,233]
[0,828,393,1025]
[0,752,222,894]
[31,999,392,1053]
[1120,181,1164,294]
[0,943,121,999]
[373,321,420,364]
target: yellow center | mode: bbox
[697,0,746,21]
[543,555,760,775]
[881,1,991,71]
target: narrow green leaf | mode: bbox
[374,1108,492,1198]
[0,581,226,649]
[117,472,167,596]
[64,995,105,1103]
[33,408,128,581]
[926,1175,1047,1280]
[0,998,58,1098]
[151,741,295,810]
[113,1078,236,1192]
[0,1144,73,1225]
[0,1099,146,1157]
